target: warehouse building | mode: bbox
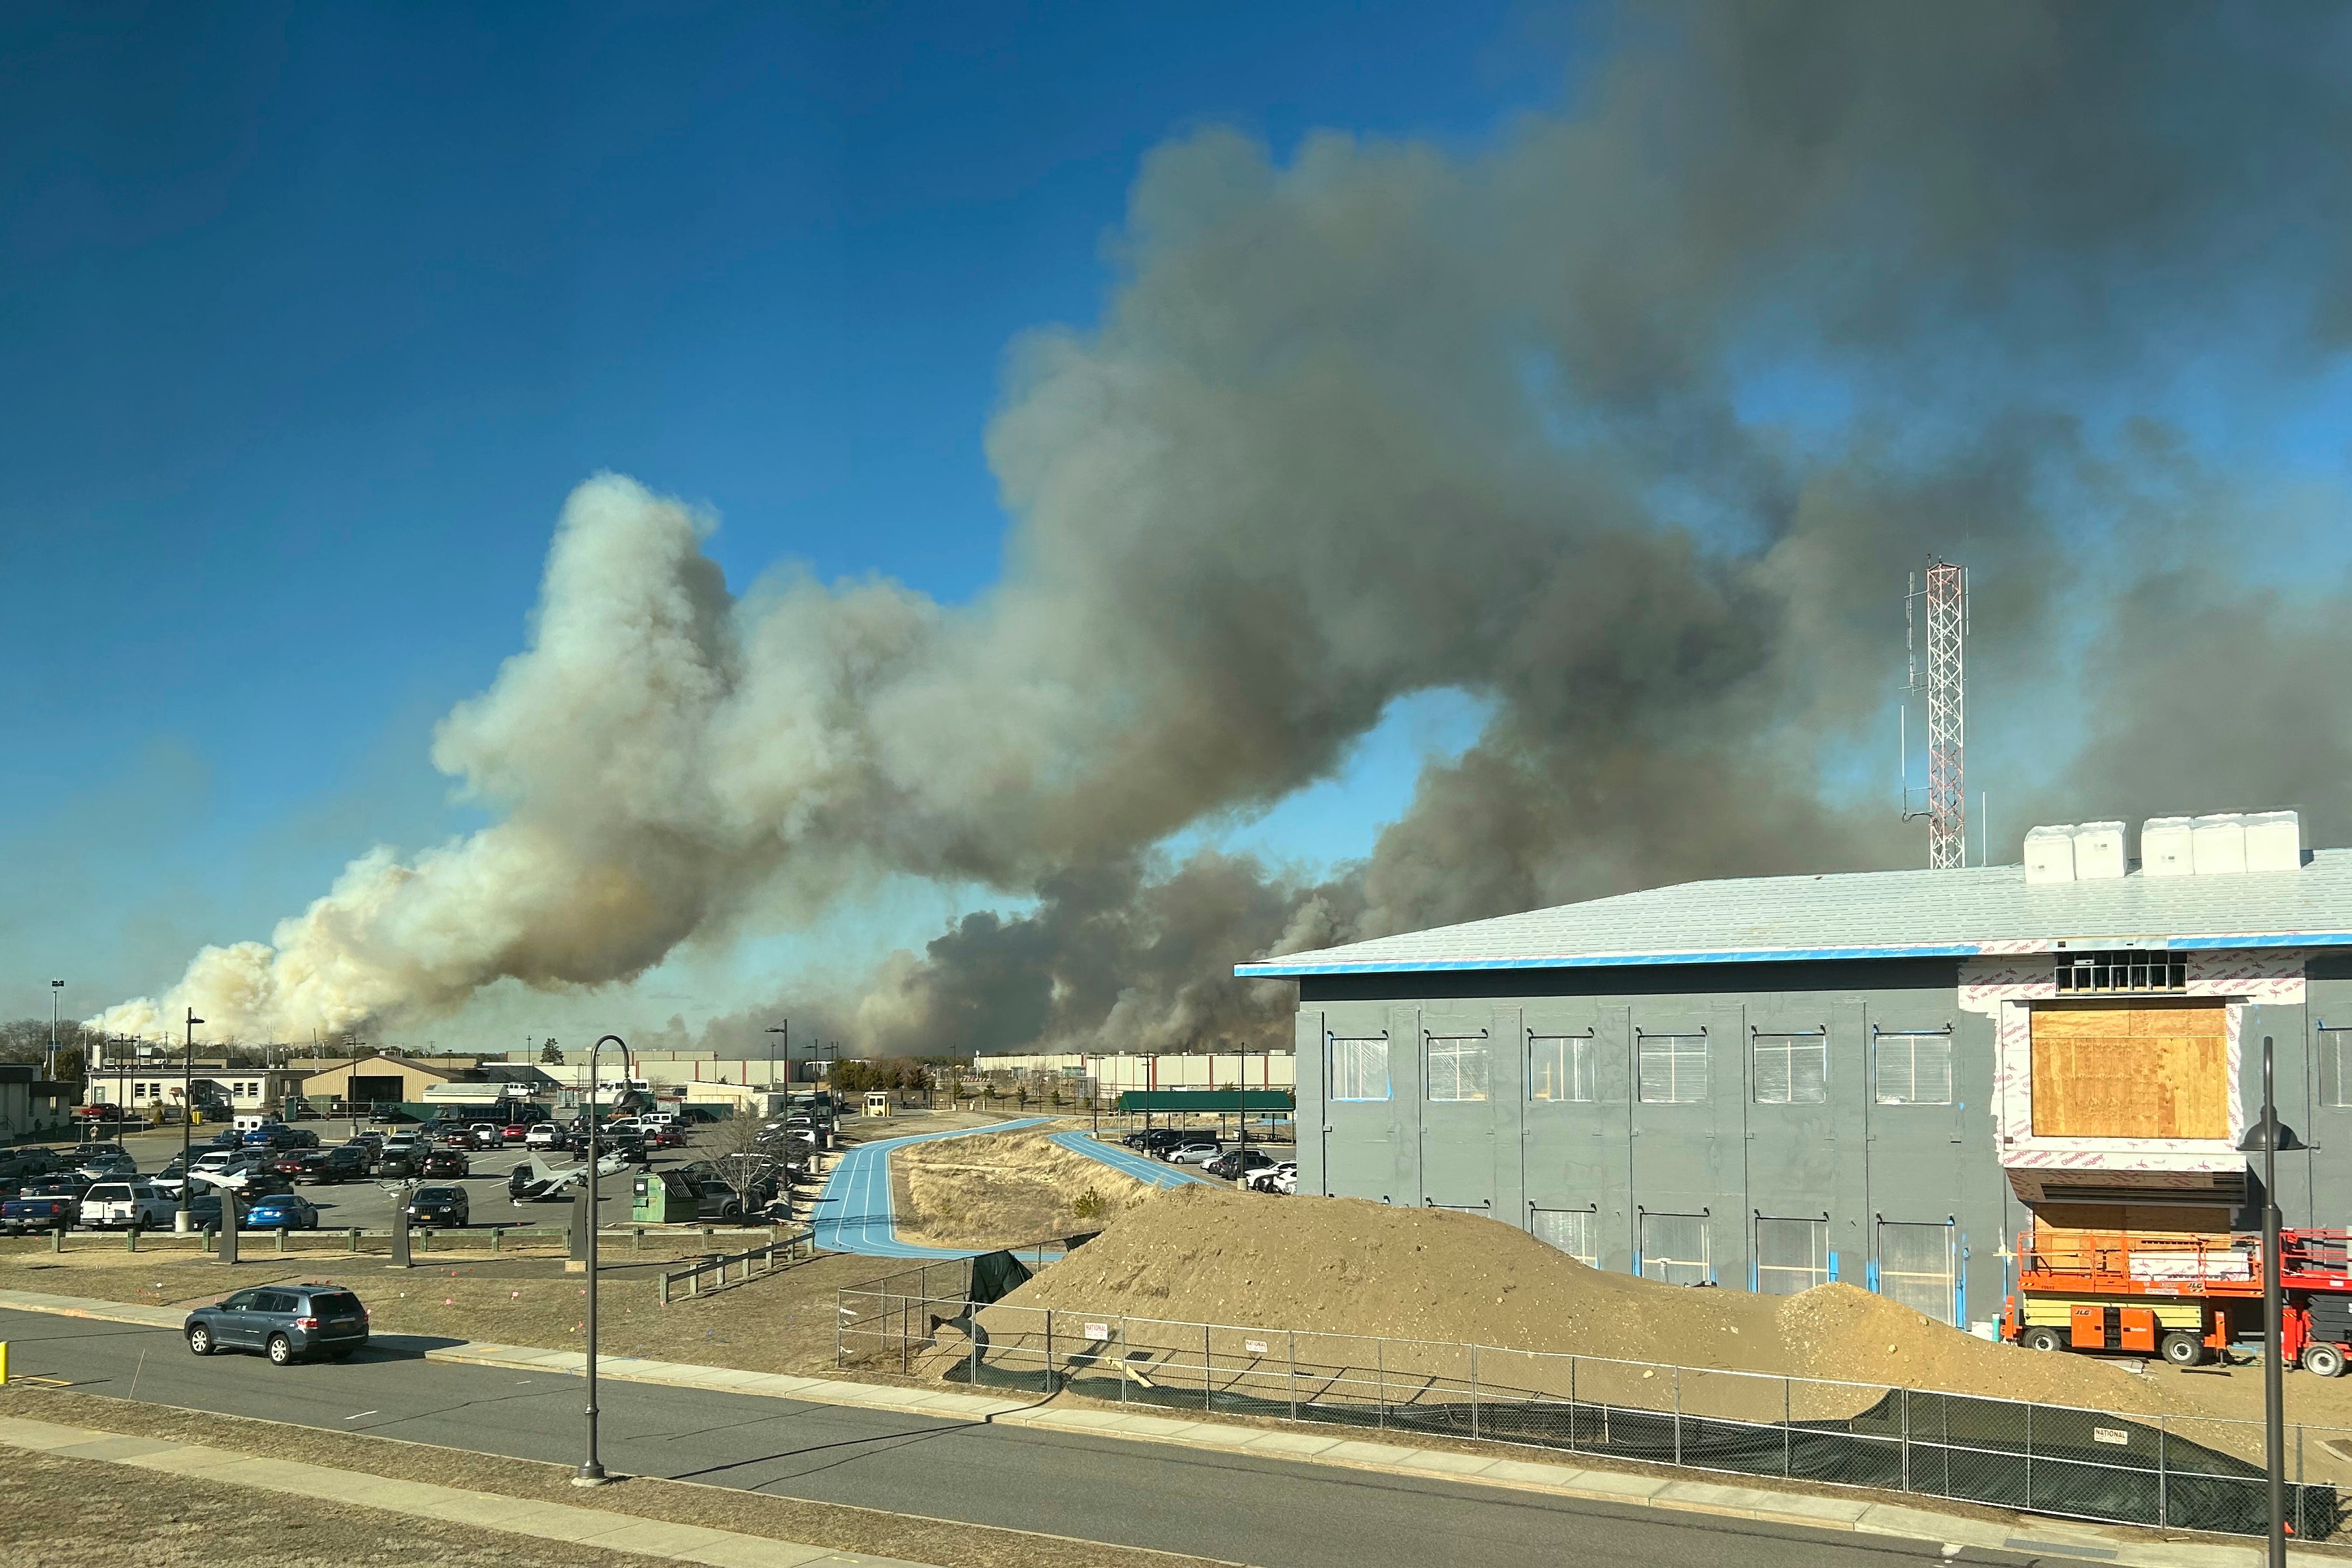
[1237,811,2352,1330]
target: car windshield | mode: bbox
[414,1187,457,1201]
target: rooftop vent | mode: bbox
[2137,809,2301,876]
[2073,822,2126,880]
[2023,824,2075,885]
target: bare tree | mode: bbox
[707,1108,781,1219]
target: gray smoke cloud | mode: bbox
[103,3,2352,1053]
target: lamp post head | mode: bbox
[2240,1115,2307,1154]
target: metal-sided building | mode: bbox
[1236,815,2352,1331]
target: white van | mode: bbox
[79,1182,178,1230]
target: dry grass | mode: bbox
[891,1129,1154,1249]
[0,1444,675,1568]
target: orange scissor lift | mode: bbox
[2004,1228,2352,1375]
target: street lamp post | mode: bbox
[178,1010,205,1234]
[766,1021,787,1091]
[575,1032,630,1487]
[2238,1034,2305,1567]
[47,979,63,1085]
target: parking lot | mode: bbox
[39,1120,757,1231]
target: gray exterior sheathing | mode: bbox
[1293,957,2328,1329]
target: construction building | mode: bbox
[1237,811,2347,1330]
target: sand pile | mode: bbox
[979,1186,2196,1417]
[893,1128,1155,1249]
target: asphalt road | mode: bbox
[0,1307,2034,1568]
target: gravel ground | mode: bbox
[0,1386,1232,1568]
[0,1444,677,1568]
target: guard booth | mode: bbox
[864,1092,894,1118]
[632,1170,702,1223]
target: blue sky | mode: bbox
[0,1,1566,1023]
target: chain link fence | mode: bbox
[837,1269,2346,1541]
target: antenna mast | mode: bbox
[1899,558,1968,869]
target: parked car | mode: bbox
[1248,1161,1299,1195]
[378,1139,426,1178]
[0,1146,58,1183]
[1,1187,82,1232]
[405,1185,469,1227]
[74,1146,137,1182]
[1126,1128,1196,1155]
[298,1148,368,1185]
[263,1149,314,1178]
[1165,1140,1223,1165]
[524,1122,567,1150]
[240,1124,293,1149]
[420,1148,471,1178]
[1204,1148,1278,1182]
[204,1129,247,1149]
[185,1282,369,1364]
[77,1180,179,1230]
[243,1193,321,1230]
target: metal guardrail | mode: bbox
[835,1286,2351,1542]
[656,1226,817,1304]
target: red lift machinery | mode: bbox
[2003,1229,2352,1374]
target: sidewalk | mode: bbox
[0,1413,934,1568]
[0,1284,2330,1566]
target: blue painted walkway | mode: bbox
[1046,1130,1219,1189]
[811,1118,1049,1258]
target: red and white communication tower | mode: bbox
[1900,559,1968,869]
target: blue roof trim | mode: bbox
[1235,928,2352,978]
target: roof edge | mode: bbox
[1234,929,2352,979]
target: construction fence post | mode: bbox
[658,1273,670,1307]
[2157,1413,2168,1528]
[1204,1323,1213,1414]
[1470,1345,1480,1443]
[1900,1387,1910,1493]
[1783,1378,1792,1480]
[1288,1329,1298,1424]
[1377,1338,1386,1431]
[1672,1366,1682,1468]
[1046,1310,1055,1394]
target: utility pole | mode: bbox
[47,979,64,1083]
[178,1009,205,1232]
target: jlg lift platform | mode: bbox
[2003,1228,2352,1374]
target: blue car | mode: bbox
[242,1193,319,1230]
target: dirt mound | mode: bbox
[982,1187,2190,1416]
[893,1129,1155,1248]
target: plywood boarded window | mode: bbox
[1877,1221,1957,1325]
[2029,1003,2228,1139]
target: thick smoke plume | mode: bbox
[103,3,2352,1053]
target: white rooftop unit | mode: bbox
[2191,813,2248,876]
[2072,821,2127,880]
[2023,824,2076,885]
[2245,810,2305,872]
[2141,816,2195,878]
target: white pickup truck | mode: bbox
[78,1181,178,1230]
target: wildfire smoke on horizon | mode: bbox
[98,3,2352,1055]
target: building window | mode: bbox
[132,1083,147,1100]
[2321,1027,2352,1109]
[1755,1217,1830,1295]
[1640,1212,1709,1285]
[1328,1034,1391,1102]
[1425,1033,1490,1102]
[1637,1031,1709,1104]
[1877,1221,1958,1325]
[2054,949,2186,994]
[1532,1207,1598,1267]
[1529,1033,1596,1103]
[1874,1028,1953,1106]
[1752,1030,1827,1105]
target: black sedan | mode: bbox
[404,1185,469,1227]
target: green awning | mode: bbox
[1115,1088,1293,1113]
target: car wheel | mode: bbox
[2022,1325,2067,1354]
[186,1324,213,1356]
[2306,1342,2347,1379]
[266,1334,294,1367]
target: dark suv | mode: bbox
[185,1284,370,1365]
[404,1185,469,1227]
